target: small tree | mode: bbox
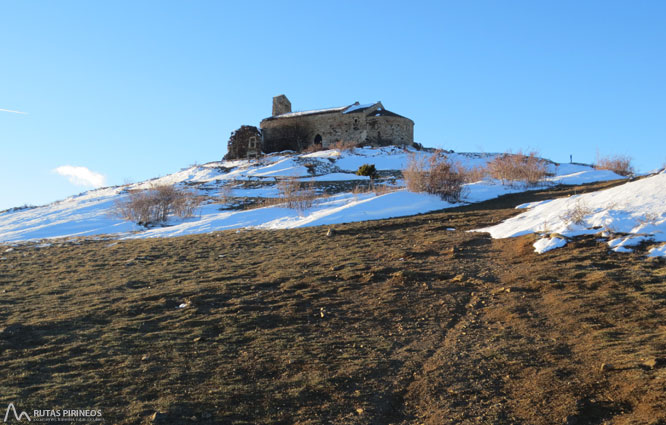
[224,125,261,160]
[356,164,377,179]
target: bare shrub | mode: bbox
[372,183,396,195]
[351,183,367,201]
[637,212,659,226]
[595,154,634,177]
[351,181,395,197]
[218,183,234,204]
[115,185,201,227]
[276,178,317,214]
[115,190,153,226]
[559,200,592,226]
[540,219,552,235]
[403,151,466,202]
[303,143,325,153]
[487,150,548,186]
[351,184,366,194]
[402,154,427,192]
[329,140,358,152]
[463,165,488,183]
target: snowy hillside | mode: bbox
[0,147,625,243]
[476,170,666,257]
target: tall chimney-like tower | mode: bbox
[272,94,291,116]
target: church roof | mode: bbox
[269,106,348,119]
[261,101,411,122]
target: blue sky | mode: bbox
[1,1,665,210]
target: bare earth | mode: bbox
[1,180,665,424]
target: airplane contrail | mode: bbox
[0,108,27,114]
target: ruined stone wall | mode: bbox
[260,119,313,153]
[365,116,414,146]
[261,112,413,152]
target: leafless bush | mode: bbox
[540,219,553,235]
[559,200,592,226]
[463,165,488,183]
[403,151,466,202]
[637,212,659,226]
[218,183,234,204]
[595,154,634,176]
[276,178,317,214]
[329,140,358,152]
[402,154,428,192]
[487,150,548,186]
[115,185,201,227]
[372,183,396,195]
[303,143,325,153]
[352,181,397,196]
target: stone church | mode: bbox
[259,95,414,153]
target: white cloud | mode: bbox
[0,108,27,114]
[54,165,107,188]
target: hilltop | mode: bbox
[0,146,624,243]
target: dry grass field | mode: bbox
[1,180,665,424]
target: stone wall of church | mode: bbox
[260,112,413,153]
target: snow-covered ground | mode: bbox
[476,170,666,257]
[0,147,625,244]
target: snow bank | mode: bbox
[533,236,568,253]
[130,191,452,239]
[0,188,138,241]
[476,172,666,256]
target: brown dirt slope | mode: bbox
[1,180,665,424]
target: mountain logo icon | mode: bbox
[3,403,30,422]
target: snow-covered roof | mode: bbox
[343,103,376,114]
[264,101,384,120]
[272,106,347,119]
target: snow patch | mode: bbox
[477,172,666,256]
[533,236,568,253]
[648,244,666,258]
[343,103,375,113]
